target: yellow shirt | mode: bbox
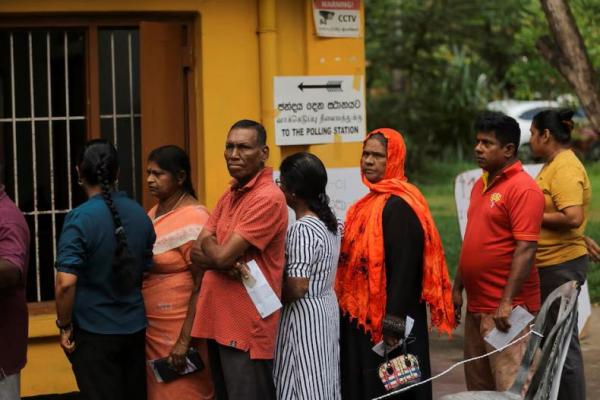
[535,149,591,267]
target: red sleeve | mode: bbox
[205,193,227,233]
[235,192,287,251]
[508,187,544,241]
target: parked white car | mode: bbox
[486,100,559,145]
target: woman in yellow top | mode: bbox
[529,108,591,400]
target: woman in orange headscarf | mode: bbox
[336,129,455,400]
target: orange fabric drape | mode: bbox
[143,205,214,400]
[335,128,455,343]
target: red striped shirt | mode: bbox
[192,168,288,359]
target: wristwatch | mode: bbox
[55,319,73,331]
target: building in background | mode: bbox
[0,0,365,396]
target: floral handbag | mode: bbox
[378,341,421,392]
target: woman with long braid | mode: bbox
[271,152,342,399]
[55,139,156,400]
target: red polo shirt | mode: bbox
[192,167,288,359]
[459,161,544,313]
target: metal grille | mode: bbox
[0,27,141,302]
[0,30,87,302]
[99,28,141,201]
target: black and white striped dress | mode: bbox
[274,215,342,400]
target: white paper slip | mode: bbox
[484,306,535,350]
[372,316,415,357]
[242,259,282,319]
[405,316,415,338]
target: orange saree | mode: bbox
[143,204,214,400]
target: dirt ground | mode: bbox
[430,305,599,399]
[26,307,599,399]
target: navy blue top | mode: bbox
[56,192,156,334]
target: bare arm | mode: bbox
[200,233,251,270]
[55,271,78,353]
[169,264,205,371]
[494,240,537,332]
[282,277,309,304]
[542,205,584,231]
[584,236,600,263]
[0,258,22,290]
[191,230,216,268]
[452,266,464,325]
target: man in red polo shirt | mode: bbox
[453,112,544,391]
[191,119,287,400]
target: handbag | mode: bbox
[378,340,421,392]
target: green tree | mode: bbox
[365,0,530,168]
[365,0,600,167]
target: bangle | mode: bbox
[55,319,73,331]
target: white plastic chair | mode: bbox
[440,281,580,400]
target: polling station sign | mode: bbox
[313,0,361,38]
[274,75,366,146]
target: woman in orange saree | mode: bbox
[143,145,214,400]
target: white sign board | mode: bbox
[454,164,591,335]
[274,75,366,146]
[274,167,368,223]
[325,167,369,217]
[313,0,361,38]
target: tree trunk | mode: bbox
[537,0,600,131]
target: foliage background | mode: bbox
[365,0,600,169]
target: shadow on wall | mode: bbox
[25,394,79,400]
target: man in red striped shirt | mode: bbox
[191,120,288,400]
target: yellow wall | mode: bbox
[0,0,364,395]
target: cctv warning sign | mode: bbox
[313,0,361,38]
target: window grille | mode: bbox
[0,27,141,302]
[98,28,141,200]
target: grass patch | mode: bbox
[586,161,600,304]
[416,160,600,303]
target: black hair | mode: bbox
[77,139,137,293]
[230,119,267,146]
[148,145,197,198]
[474,111,521,152]
[368,132,388,149]
[280,152,338,233]
[532,108,575,144]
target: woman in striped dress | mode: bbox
[273,152,342,400]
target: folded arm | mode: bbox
[191,229,251,271]
[542,205,584,231]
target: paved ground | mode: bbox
[430,304,600,399]
[26,306,600,399]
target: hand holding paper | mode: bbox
[241,260,282,319]
[484,306,534,350]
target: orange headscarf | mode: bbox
[335,128,455,343]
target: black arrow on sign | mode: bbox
[298,81,343,92]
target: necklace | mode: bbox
[156,192,187,219]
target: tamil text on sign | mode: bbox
[274,75,366,146]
